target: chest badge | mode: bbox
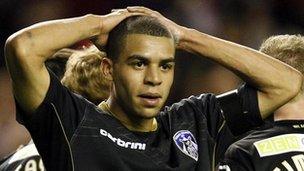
[173,130,198,161]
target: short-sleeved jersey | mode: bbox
[0,141,44,171]
[15,71,261,171]
[219,120,304,171]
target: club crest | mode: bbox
[173,130,198,161]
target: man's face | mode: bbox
[112,34,175,119]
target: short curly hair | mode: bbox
[106,15,173,61]
[61,46,111,104]
[259,34,304,74]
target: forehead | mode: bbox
[121,34,175,60]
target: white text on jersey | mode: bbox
[100,129,146,150]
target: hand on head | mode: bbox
[94,9,144,48]
[94,6,185,49]
[126,6,185,47]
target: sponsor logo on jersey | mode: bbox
[100,129,146,150]
[173,130,198,161]
[254,134,304,157]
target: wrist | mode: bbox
[177,28,212,54]
[176,27,193,49]
[83,14,102,36]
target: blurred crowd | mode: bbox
[0,0,304,157]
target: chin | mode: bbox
[138,108,160,119]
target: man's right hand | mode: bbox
[94,9,143,48]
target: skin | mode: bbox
[274,90,304,120]
[104,34,175,132]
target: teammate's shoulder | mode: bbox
[229,128,272,151]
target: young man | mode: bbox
[4,7,301,170]
[218,35,304,171]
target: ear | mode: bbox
[101,58,114,81]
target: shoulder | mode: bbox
[158,93,220,129]
[162,93,218,113]
[226,127,272,156]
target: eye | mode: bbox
[161,63,174,71]
[132,61,146,69]
[135,61,144,67]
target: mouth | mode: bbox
[138,93,162,107]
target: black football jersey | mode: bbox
[15,71,261,171]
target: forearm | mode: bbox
[179,28,302,117]
[6,14,101,62]
[179,29,295,88]
[4,14,101,114]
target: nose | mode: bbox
[144,66,162,86]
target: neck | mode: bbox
[105,96,157,132]
[274,92,304,121]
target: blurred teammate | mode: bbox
[219,35,304,171]
[4,7,302,170]
[61,46,110,104]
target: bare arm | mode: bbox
[5,10,139,115]
[127,7,303,118]
[178,29,302,118]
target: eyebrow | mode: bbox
[160,58,175,65]
[126,55,148,62]
[127,55,175,63]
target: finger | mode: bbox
[127,6,160,18]
[115,10,146,18]
[114,9,137,17]
[111,8,125,13]
[127,6,149,11]
[127,6,152,13]
[123,13,148,20]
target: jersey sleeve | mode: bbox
[14,70,89,170]
[16,70,88,139]
[218,144,254,171]
[216,84,263,136]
